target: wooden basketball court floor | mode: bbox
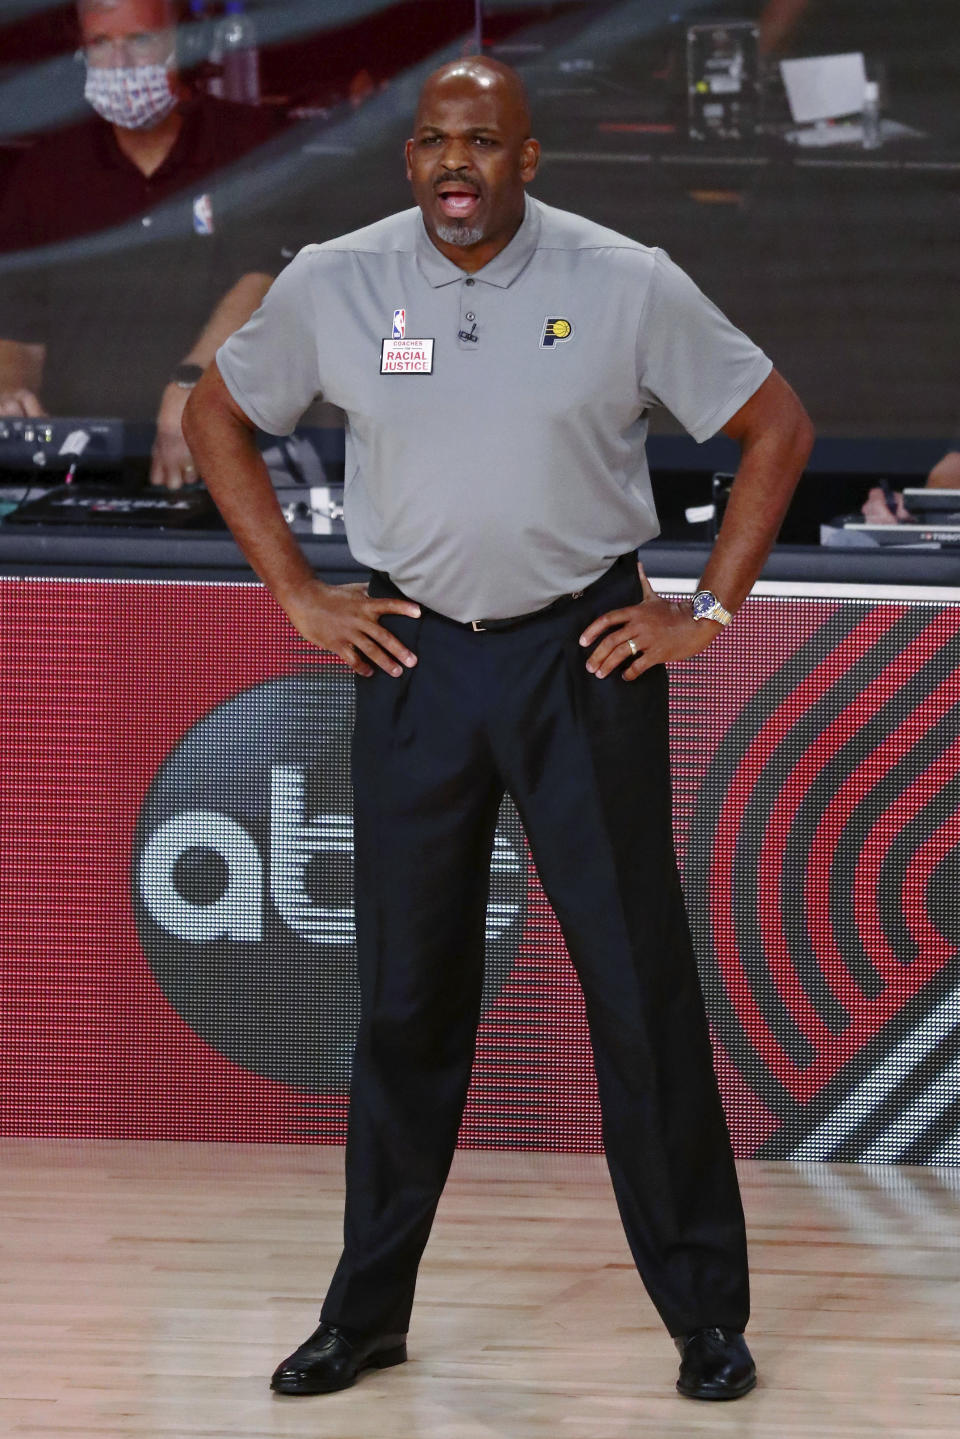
[1,1141,958,1438]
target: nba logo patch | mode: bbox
[541,316,573,348]
[192,193,215,235]
[393,309,406,339]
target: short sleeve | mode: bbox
[636,249,772,443]
[216,247,322,436]
[0,256,47,344]
[214,221,286,289]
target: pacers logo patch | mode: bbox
[540,316,573,348]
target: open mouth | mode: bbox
[435,185,481,220]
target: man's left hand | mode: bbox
[579,564,721,679]
[151,383,201,489]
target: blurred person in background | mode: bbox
[0,0,286,488]
[861,448,960,523]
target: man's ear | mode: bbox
[520,137,541,183]
[403,137,414,180]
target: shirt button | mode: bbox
[465,277,475,286]
[465,312,475,322]
[141,216,152,227]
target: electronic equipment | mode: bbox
[824,487,960,549]
[838,522,960,547]
[901,488,960,516]
[687,21,761,142]
[0,417,123,473]
[779,54,921,148]
[648,470,890,545]
[5,482,219,529]
[780,52,867,128]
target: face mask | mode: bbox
[84,62,178,131]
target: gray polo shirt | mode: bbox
[217,195,771,622]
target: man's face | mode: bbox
[405,71,539,267]
[80,0,176,70]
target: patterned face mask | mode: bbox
[84,61,177,130]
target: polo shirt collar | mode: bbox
[415,193,540,289]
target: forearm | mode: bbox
[182,363,318,613]
[927,451,960,489]
[0,338,45,395]
[180,273,273,369]
[154,277,271,489]
[700,371,814,613]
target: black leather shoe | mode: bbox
[675,1327,756,1400]
[270,1321,407,1396]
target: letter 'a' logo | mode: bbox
[540,316,573,348]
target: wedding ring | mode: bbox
[627,638,638,656]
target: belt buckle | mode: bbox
[470,619,486,633]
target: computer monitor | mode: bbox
[780,52,867,124]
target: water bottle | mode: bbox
[861,80,881,150]
[180,0,212,77]
[210,0,261,106]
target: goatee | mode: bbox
[434,220,485,246]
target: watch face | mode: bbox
[172,363,205,387]
[693,591,718,619]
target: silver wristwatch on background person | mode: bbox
[691,589,733,627]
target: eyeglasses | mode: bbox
[82,29,174,67]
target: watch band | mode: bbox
[691,589,733,627]
[170,362,205,389]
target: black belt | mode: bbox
[371,553,636,634]
[371,574,586,633]
[466,589,585,633]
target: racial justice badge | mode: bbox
[382,308,434,373]
[381,339,434,373]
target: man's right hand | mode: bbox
[181,364,414,674]
[0,388,45,418]
[286,579,421,678]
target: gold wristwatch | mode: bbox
[691,589,733,627]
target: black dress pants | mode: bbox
[320,554,749,1340]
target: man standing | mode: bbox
[0,0,283,487]
[183,58,813,1402]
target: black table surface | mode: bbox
[0,524,957,590]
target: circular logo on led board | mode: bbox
[132,669,527,1092]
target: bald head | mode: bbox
[415,58,532,137]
